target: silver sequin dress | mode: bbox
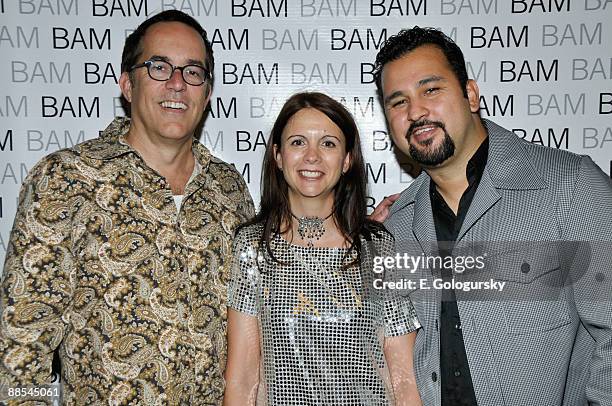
[228,224,420,405]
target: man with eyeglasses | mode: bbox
[0,10,254,405]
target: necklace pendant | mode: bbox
[296,216,326,247]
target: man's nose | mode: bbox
[165,68,187,91]
[408,100,428,122]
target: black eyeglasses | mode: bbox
[129,60,212,86]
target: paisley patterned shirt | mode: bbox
[0,117,255,405]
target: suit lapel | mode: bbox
[456,120,548,243]
[456,169,500,243]
[412,176,438,254]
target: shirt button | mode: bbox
[454,370,461,377]
[432,372,438,382]
[521,262,531,273]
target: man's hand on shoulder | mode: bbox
[368,193,401,223]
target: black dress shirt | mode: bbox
[430,137,489,406]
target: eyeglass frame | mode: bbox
[129,59,212,86]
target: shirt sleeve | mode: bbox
[384,291,421,337]
[235,173,256,224]
[227,228,260,316]
[0,156,75,400]
[369,229,421,337]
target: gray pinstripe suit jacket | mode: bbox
[384,119,612,406]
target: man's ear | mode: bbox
[119,72,133,103]
[203,85,212,110]
[466,79,480,113]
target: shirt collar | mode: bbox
[429,136,489,195]
[79,117,212,172]
[466,136,489,186]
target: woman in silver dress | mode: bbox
[224,92,421,405]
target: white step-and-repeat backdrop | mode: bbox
[1,0,611,270]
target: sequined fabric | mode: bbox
[228,224,420,405]
[0,117,255,405]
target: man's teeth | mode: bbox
[161,101,187,110]
[414,126,435,135]
[299,170,322,178]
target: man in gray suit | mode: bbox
[372,27,612,405]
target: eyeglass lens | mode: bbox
[147,60,207,85]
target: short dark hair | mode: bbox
[244,91,383,265]
[374,27,468,98]
[121,10,214,88]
